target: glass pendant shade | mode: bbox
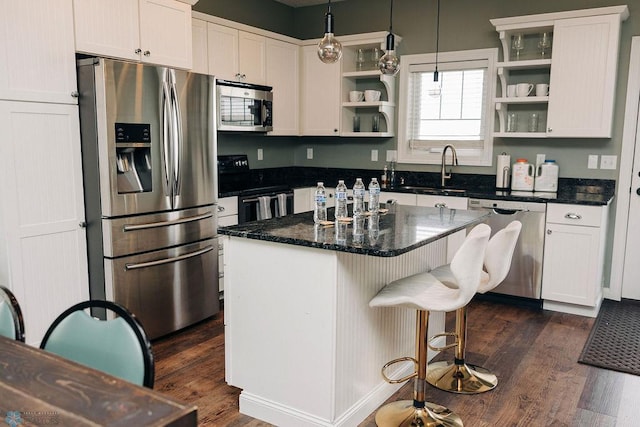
[317,8,342,63]
[379,33,399,76]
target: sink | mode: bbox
[396,185,467,196]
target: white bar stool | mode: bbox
[426,220,522,394]
[369,223,491,427]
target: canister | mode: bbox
[534,160,559,192]
[511,158,534,191]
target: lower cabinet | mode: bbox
[293,186,335,214]
[218,197,238,296]
[541,203,609,317]
[0,101,89,345]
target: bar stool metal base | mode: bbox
[375,400,463,427]
[426,360,497,394]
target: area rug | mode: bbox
[578,299,640,376]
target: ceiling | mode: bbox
[273,0,346,7]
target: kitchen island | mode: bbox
[219,205,490,427]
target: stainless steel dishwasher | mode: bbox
[468,198,546,299]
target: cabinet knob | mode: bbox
[434,203,447,208]
[334,129,338,133]
[79,221,87,228]
[637,188,640,196]
[135,48,142,54]
[547,229,552,235]
[218,206,226,212]
[547,127,553,132]
[144,51,151,57]
[71,91,79,98]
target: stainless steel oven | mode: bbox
[216,80,273,132]
[239,190,293,223]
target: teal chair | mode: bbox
[40,300,154,388]
[0,286,25,342]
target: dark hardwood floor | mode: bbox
[153,299,640,426]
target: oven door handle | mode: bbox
[122,212,213,232]
[242,193,293,204]
[125,245,214,270]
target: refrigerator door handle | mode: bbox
[168,73,182,205]
[122,211,214,232]
[125,245,215,270]
[161,72,173,200]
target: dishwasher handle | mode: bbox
[492,207,527,215]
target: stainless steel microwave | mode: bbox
[216,80,273,132]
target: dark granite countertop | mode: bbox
[219,205,490,257]
[218,167,614,206]
[382,178,615,206]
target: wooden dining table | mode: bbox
[0,335,197,426]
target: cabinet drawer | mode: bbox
[546,203,602,227]
[218,196,238,217]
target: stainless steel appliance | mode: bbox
[468,198,546,300]
[218,154,292,223]
[77,57,219,339]
[216,80,273,132]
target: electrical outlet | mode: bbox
[588,155,598,169]
[306,148,313,160]
[371,149,378,162]
[257,148,263,161]
[536,153,545,166]
[386,150,397,162]
[600,155,617,170]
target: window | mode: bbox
[397,48,498,166]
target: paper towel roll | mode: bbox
[496,153,511,189]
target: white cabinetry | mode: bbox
[74,0,193,69]
[382,192,417,206]
[0,101,89,345]
[191,18,209,74]
[340,35,397,137]
[266,38,299,135]
[207,23,265,84]
[217,197,238,296]
[0,0,77,104]
[300,45,341,136]
[542,203,609,317]
[293,186,336,214]
[491,6,628,138]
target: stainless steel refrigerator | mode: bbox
[77,57,218,339]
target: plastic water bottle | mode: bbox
[368,178,380,213]
[335,180,348,220]
[352,178,365,216]
[313,182,327,224]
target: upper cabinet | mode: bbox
[340,36,398,137]
[490,6,628,138]
[207,23,265,84]
[299,32,397,137]
[0,0,78,104]
[265,38,299,136]
[300,44,341,136]
[74,0,193,69]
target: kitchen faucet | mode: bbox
[441,144,458,187]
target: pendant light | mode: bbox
[317,0,342,63]
[429,0,442,96]
[378,0,399,76]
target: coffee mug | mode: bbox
[516,83,534,97]
[364,90,381,102]
[507,84,517,98]
[535,83,549,96]
[349,91,364,102]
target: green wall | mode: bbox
[197,0,638,181]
